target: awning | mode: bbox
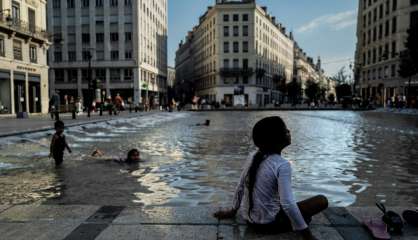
[0,70,10,79]
[29,75,41,82]
[14,73,25,81]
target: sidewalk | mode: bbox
[0,111,155,138]
[0,205,417,239]
[374,107,418,116]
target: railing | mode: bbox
[0,14,49,41]
[220,67,254,77]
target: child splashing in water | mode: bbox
[49,120,72,167]
[214,116,328,240]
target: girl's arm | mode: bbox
[214,153,254,219]
[49,135,56,157]
[277,162,309,231]
[64,136,72,153]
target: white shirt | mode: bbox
[232,152,308,231]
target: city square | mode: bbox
[1,0,418,239]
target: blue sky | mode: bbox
[168,0,359,77]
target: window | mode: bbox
[233,42,239,53]
[379,4,383,19]
[125,51,132,59]
[233,14,239,22]
[81,0,89,8]
[12,1,20,22]
[243,59,248,69]
[96,0,103,7]
[96,33,104,43]
[233,26,239,36]
[110,69,120,81]
[111,50,119,60]
[82,33,90,44]
[392,0,397,10]
[243,25,248,36]
[392,17,397,33]
[125,32,132,42]
[233,59,239,68]
[82,51,91,61]
[110,0,118,7]
[54,51,62,62]
[243,41,248,53]
[385,20,389,36]
[68,69,78,82]
[68,51,76,61]
[223,14,229,22]
[125,0,132,6]
[53,0,60,8]
[55,69,64,82]
[391,41,396,58]
[110,32,119,42]
[124,69,133,81]
[412,0,418,5]
[391,64,396,77]
[0,36,4,57]
[13,40,22,60]
[96,69,106,80]
[223,26,229,37]
[29,45,37,63]
[223,59,230,68]
[223,41,229,53]
[67,0,74,8]
[243,14,249,21]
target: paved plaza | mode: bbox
[0,205,417,240]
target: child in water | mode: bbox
[91,148,140,164]
[214,116,328,240]
[49,120,72,167]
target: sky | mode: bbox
[168,0,359,77]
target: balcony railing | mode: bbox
[220,67,254,77]
[0,14,50,42]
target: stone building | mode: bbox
[47,0,168,107]
[175,0,294,107]
[354,0,418,104]
[0,0,49,115]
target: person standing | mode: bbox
[50,91,61,121]
[49,120,72,167]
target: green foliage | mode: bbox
[305,79,321,101]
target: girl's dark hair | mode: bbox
[127,149,139,161]
[247,116,288,220]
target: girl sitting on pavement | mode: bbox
[214,116,328,240]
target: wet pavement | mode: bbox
[0,205,417,239]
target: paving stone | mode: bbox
[0,222,80,240]
[218,225,343,240]
[219,212,330,226]
[113,207,218,225]
[95,225,218,240]
[0,205,10,213]
[0,205,100,222]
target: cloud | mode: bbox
[297,10,357,33]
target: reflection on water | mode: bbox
[0,111,417,207]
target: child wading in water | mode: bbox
[214,116,328,240]
[50,120,72,167]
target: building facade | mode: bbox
[355,0,418,104]
[175,0,294,107]
[0,0,49,115]
[47,0,168,107]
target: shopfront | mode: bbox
[13,72,26,114]
[28,75,41,113]
[0,70,11,114]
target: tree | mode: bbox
[305,79,321,102]
[333,66,349,85]
[399,27,418,104]
[287,79,302,105]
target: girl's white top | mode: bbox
[232,152,308,231]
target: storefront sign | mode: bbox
[16,66,38,73]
